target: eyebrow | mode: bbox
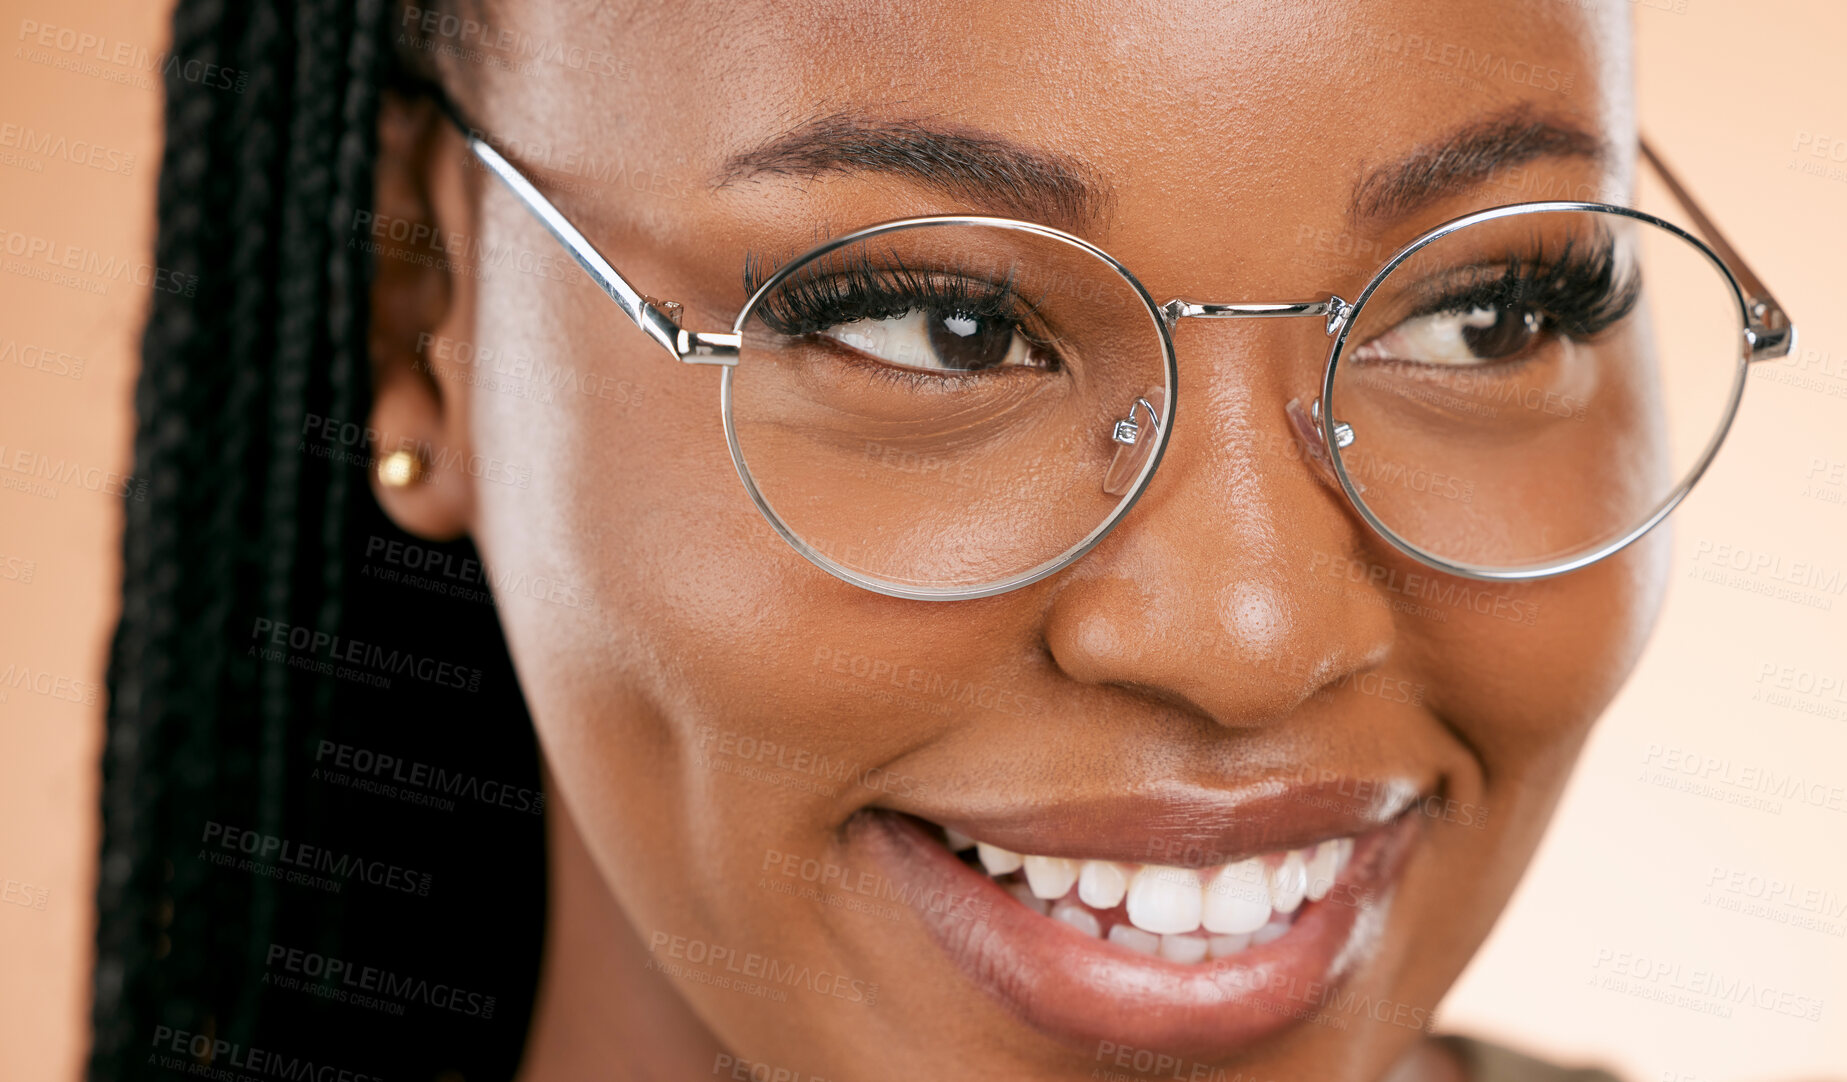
[715,106,1605,235]
[1348,106,1608,222]
[715,112,1112,231]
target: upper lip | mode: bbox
[881,773,1428,867]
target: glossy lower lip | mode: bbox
[852,808,1422,1061]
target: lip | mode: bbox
[923,776,1425,868]
[849,787,1424,1062]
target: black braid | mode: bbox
[97,0,246,1060]
[94,2,545,1078]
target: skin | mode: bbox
[366,1,1658,1078]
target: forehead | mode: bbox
[446,0,1631,287]
[479,0,1628,155]
[703,0,1620,114]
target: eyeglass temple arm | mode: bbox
[1639,137,1795,362]
[432,111,1791,368]
[439,103,740,366]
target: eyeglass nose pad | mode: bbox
[1103,387,1167,497]
[1285,396,1363,495]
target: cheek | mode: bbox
[1404,521,1669,795]
[456,239,938,896]
[459,214,773,674]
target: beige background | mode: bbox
[2,1,1843,1078]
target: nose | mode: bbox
[1041,340,1395,730]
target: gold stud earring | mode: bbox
[376,448,426,488]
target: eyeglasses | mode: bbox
[445,109,1795,602]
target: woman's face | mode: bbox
[370,0,1660,1076]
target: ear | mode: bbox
[366,89,476,542]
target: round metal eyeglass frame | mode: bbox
[1325,200,1761,582]
[724,215,1179,601]
[449,111,1797,602]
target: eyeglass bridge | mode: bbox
[1117,293,1359,455]
[1161,295,1351,336]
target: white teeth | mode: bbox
[1250,917,1292,946]
[1269,850,1309,915]
[1077,860,1129,910]
[950,826,1359,960]
[1305,839,1340,901]
[1006,879,1049,916]
[1126,865,1202,935]
[1052,902,1102,938]
[1023,855,1080,900]
[1107,923,1161,956]
[977,843,1023,876]
[1207,933,1252,959]
[1201,859,1272,935]
[1159,934,1209,964]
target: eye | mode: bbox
[819,307,1053,373]
[1352,303,1547,367]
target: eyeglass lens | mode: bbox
[1326,207,1742,573]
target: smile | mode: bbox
[951,829,1356,963]
[850,782,1425,1060]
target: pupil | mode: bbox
[1460,305,1542,360]
[926,308,1012,370]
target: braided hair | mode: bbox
[95,1,545,1077]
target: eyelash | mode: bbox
[1407,233,1641,340]
[740,248,1058,366]
[732,231,1638,379]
